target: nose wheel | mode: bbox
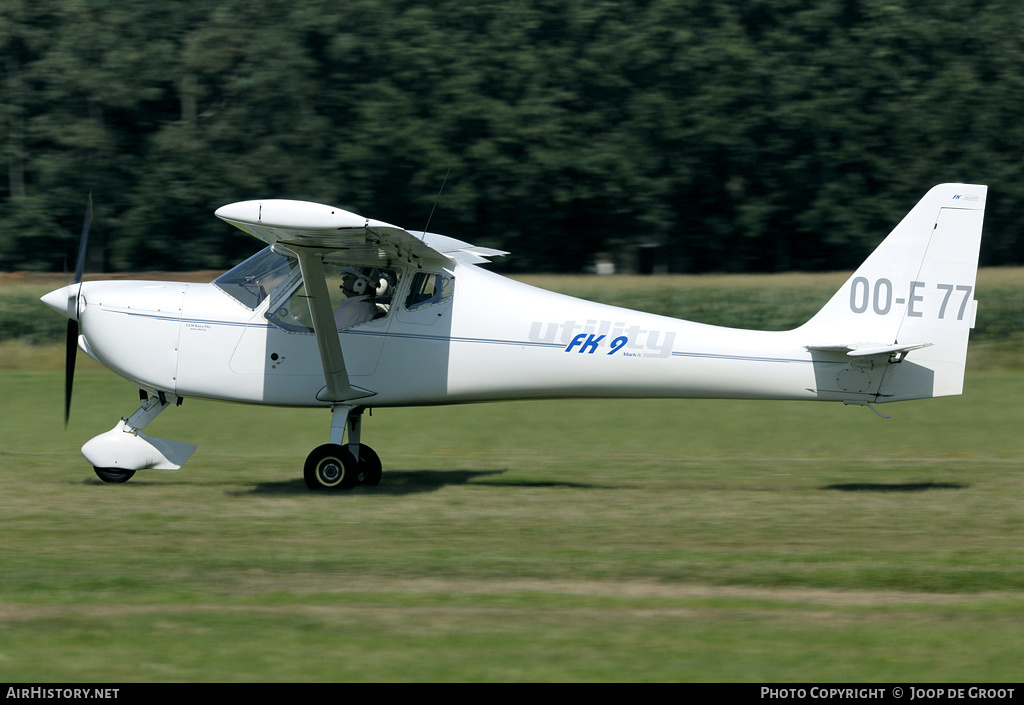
[94,467,136,484]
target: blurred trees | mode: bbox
[1,0,1022,273]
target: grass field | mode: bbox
[1,271,1023,681]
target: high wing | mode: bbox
[214,199,507,266]
[214,199,506,402]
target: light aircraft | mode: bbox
[41,183,986,489]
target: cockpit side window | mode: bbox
[405,272,454,310]
[213,247,296,309]
[265,263,402,333]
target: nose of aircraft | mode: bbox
[41,284,80,321]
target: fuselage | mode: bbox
[43,251,887,409]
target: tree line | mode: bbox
[2,0,1022,274]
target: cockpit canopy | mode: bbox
[213,246,452,332]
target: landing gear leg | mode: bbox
[346,407,382,486]
[302,405,381,490]
[84,390,196,483]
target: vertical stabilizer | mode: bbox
[799,184,986,401]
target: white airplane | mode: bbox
[41,183,986,489]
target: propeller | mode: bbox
[64,194,92,427]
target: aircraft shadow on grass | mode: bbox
[84,474,969,495]
[238,469,604,497]
[822,481,968,492]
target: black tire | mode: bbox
[350,444,382,486]
[303,444,356,490]
[94,467,136,484]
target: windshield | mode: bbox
[213,247,296,309]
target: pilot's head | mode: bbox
[341,268,393,298]
[340,271,373,297]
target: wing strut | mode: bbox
[292,247,375,402]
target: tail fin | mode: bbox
[800,183,987,401]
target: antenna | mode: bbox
[421,168,450,241]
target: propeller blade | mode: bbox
[64,318,78,427]
[73,194,92,285]
[65,195,91,426]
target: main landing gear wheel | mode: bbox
[94,467,136,484]
[304,444,357,490]
[351,444,382,486]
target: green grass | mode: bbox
[2,364,1024,681]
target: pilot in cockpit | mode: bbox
[334,269,390,329]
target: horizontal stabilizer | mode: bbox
[806,342,933,357]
